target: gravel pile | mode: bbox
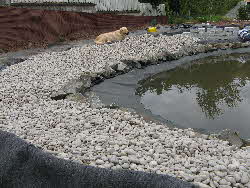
[0,33,250,188]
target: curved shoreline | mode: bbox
[0,31,250,188]
[91,47,250,145]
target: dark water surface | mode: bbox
[136,53,250,139]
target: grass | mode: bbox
[169,15,234,24]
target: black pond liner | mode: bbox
[0,31,245,188]
[0,40,195,188]
[0,58,26,71]
[0,130,195,188]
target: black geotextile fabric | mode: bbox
[0,130,196,188]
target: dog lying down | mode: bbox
[94,27,129,45]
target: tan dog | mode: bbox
[94,27,129,45]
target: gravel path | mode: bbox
[0,33,250,188]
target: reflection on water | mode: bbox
[136,53,250,138]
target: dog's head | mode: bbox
[119,27,129,35]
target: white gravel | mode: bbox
[0,33,250,188]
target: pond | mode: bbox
[136,53,250,139]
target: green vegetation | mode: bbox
[169,15,233,24]
[140,0,241,23]
[237,4,250,20]
[58,35,66,43]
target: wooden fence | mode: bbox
[9,0,141,11]
[1,0,166,17]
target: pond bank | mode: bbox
[0,27,250,188]
[91,47,250,147]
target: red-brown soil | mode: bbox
[0,6,167,53]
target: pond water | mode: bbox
[136,53,250,139]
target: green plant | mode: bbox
[58,35,66,43]
[164,0,241,18]
[164,0,170,16]
[211,16,231,22]
[237,5,249,20]
[150,18,158,26]
[196,16,208,22]
[173,17,188,24]
[194,15,230,23]
[167,12,175,24]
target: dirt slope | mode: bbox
[0,6,167,52]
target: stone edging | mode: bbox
[51,41,250,101]
[50,41,250,148]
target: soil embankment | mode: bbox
[0,6,167,53]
